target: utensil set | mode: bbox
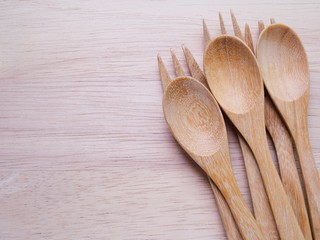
[157,11,319,240]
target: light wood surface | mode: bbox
[1,1,320,239]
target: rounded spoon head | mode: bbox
[204,35,263,114]
[162,76,226,158]
[257,23,309,101]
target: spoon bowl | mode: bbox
[204,35,262,114]
[163,76,225,157]
[257,24,309,101]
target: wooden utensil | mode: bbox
[162,49,242,239]
[204,34,304,239]
[257,22,320,239]
[182,44,243,240]
[158,53,264,240]
[258,20,312,240]
[216,13,280,240]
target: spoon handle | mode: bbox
[238,136,280,239]
[265,97,312,240]
[206,158,265,240]
[248,125,305,240]
[294,129,320,239]
[208,178,243,240]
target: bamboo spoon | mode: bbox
[204,35,304,239]
[257,23,320,239]
[216,13,280,240]
[258,20,312,240]
[158,54,264,240]
[182,44,243,240]
[170,49,242,240]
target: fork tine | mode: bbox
[270,18,276,24]
[170,49,185,77]
[182,45,209,88]
[157,54,171,91]
[203,19,212,48]
[230,10,244,40]
[219,12,227,34]
[244,24,255,54]
[258,20,265,36]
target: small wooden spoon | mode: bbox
[204,35,304,240]
[162,75,264,240]
[257,23,320,239]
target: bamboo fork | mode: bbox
[158,51,265,240]
[258,20,312,240]
[181,45,243,240]
[213,12,280,240]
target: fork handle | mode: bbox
[208,178,243,240]
[249,128,305,240]
[265,97,312,240]
[207,160,265,240]
[238,136,280,239]
[294,130,320,240]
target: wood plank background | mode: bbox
[0,0,319,239]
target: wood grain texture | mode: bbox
[0,1,319,239]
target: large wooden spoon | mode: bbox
[204,35,304,240]
[162,76,264,240]
[257,23,320,239]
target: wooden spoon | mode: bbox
[160,49,242,239]
[217,13,280,240]
[204,35,304,240]
[162,75,264,240]
[257,23,320,239]
[258,20,312,240]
